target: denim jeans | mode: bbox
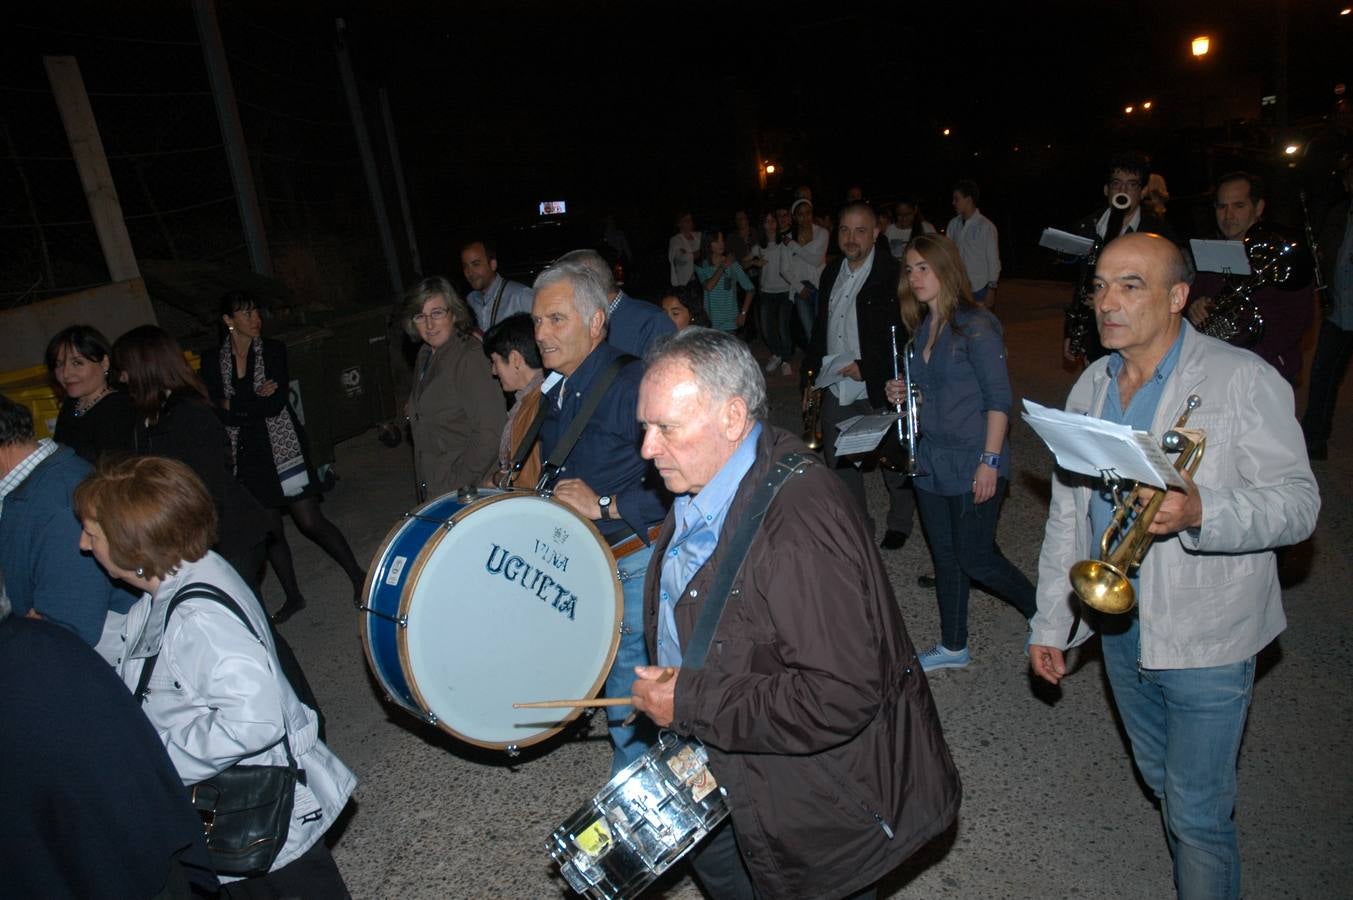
[1102,617,1255,900]
[914,481,1035,650]
[1301,318,1353,449]
[606,542,656,775]
[756,290,794,361]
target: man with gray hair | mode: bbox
[631,327,960,899]
[553,248,675,357]
[0,395,135,663]
[530,259,669,774]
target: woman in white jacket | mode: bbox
[75,455,356,895]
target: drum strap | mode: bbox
[522,355,638,493]
[684,451,817,670]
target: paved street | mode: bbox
[274,280,1352,899]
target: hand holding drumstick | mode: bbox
[514,667,677,725]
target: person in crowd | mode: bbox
[748,210,795,375]
[1186,172,1316,384]
[660,285,709,330]
[0,395,135,662]
[0,576,217,898]
[531,259,670,774]
[783,197,830,343]
[1064,152,1175,365]
[1030,233,1319,900]
[946,179,1001,309]
[461,239,535,332]
[886,196,936,259]
[668,211,702,288]
[46,324,136,465]
[1302,156,1353,460]
[808,201,915,551]
[202,292,367,623]
[1144,172,1171,220]
[630,327,960,900]
[695,229,755,334]
[727,209,758,273]
[481,313,545,488]
[403,276,506,502]
[554,248,676,358]
[887,233,1034,670]
[75,456,357,896]
[113,325,270,595]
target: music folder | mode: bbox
[833,413,902,457]
[1039,228,1095,257]
[1189,239,1251,275]
[1021,399,1186,490]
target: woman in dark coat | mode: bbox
[202,291,365,624]
[46,324,136,464]
[112,324,269,592]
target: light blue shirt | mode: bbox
[656,422,763,667]
[1090,325,1188,569]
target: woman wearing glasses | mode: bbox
[403,277,505,501]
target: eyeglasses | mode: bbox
[1109,179,1143,190]
[413,308,449,325]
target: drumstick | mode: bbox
[513,697,632,709]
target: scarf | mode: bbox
[220,336,309,496]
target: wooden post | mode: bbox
[42,55,140,282]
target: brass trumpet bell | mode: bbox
[1069,559,1135,615]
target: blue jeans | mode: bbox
[914,482,1035,650]
[756,290,794,361]
[1102,617,1255,900]
[792,284,817,349]
[606,542,656,775]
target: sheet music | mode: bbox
[833,413,901,457]
[1021,399,1186,490]
[813,353,855,390]
[1039,228,1095,257]
[1189,239,1251,275]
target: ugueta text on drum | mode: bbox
[485,543,580,620]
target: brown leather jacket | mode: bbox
[644,426,960,899]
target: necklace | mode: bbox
[74,386,112,417]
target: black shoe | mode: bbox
[1307,440,1328,461]
[880,530,909,550]
[270,598,306,625]
[917,574,937,589]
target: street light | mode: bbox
[942,127,952,136]
[1125,105,1135,114]
[1284,144,1300,155]
[1143,100,1153,110]
[765,163,776,174]
[1192,35,1211,57]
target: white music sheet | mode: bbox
[1039,228,1095,257]
[1189,239,1251,275]
[833,413,903,457]
[1021,399,1186,490]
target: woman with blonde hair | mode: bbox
[74,455,355,894]
[887,233,1035,672]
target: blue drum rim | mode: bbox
[370,489,625,751]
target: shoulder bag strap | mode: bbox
[683,451,816,670]
[134,582,296,768]
[533,355,637,493]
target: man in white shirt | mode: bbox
[462,239,535,332]
[946,179,1001,309]
[668,212,701,287]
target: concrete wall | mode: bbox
[0,278,158,370]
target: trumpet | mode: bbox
[802,369,823,451]
[1069,395,1207,614]
[880,326,923,475]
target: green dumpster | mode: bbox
[274,325,336,476]
[316,306,398,442]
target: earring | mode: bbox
[134,567,145,578]
[228,325,236,332]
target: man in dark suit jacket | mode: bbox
[806,201,915,549]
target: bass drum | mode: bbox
[360,488,622,751]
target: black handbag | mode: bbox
[135,582,300,878]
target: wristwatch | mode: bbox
[979,452,1001,469]
[598,494,614,519]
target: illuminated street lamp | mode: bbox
[765,163,776,174]
[1124,105,1135,114]
[942,127,952,136]
[1143,100,1153,110]
[1284,144,1300,155]
[1192,35,1211,57]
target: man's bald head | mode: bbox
[1103,232,1189,287]
[1094,232,1190,361]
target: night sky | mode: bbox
[3,1,1349,299]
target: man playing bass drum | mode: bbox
[1064,152,1175,365]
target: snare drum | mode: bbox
[548,732,730,899]
[360,488,623,751]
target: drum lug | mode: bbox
[397,615,408,628]
[506,744,521,758]
[425,712,438,726]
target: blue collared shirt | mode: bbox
[607,291,677,359]
[539,342,669,541]
[656,422,763,667]
[1090,325,1188,553]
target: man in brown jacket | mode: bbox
[632,328,960,900]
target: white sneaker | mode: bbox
[779,362,792,376]
[763,355,782,373]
